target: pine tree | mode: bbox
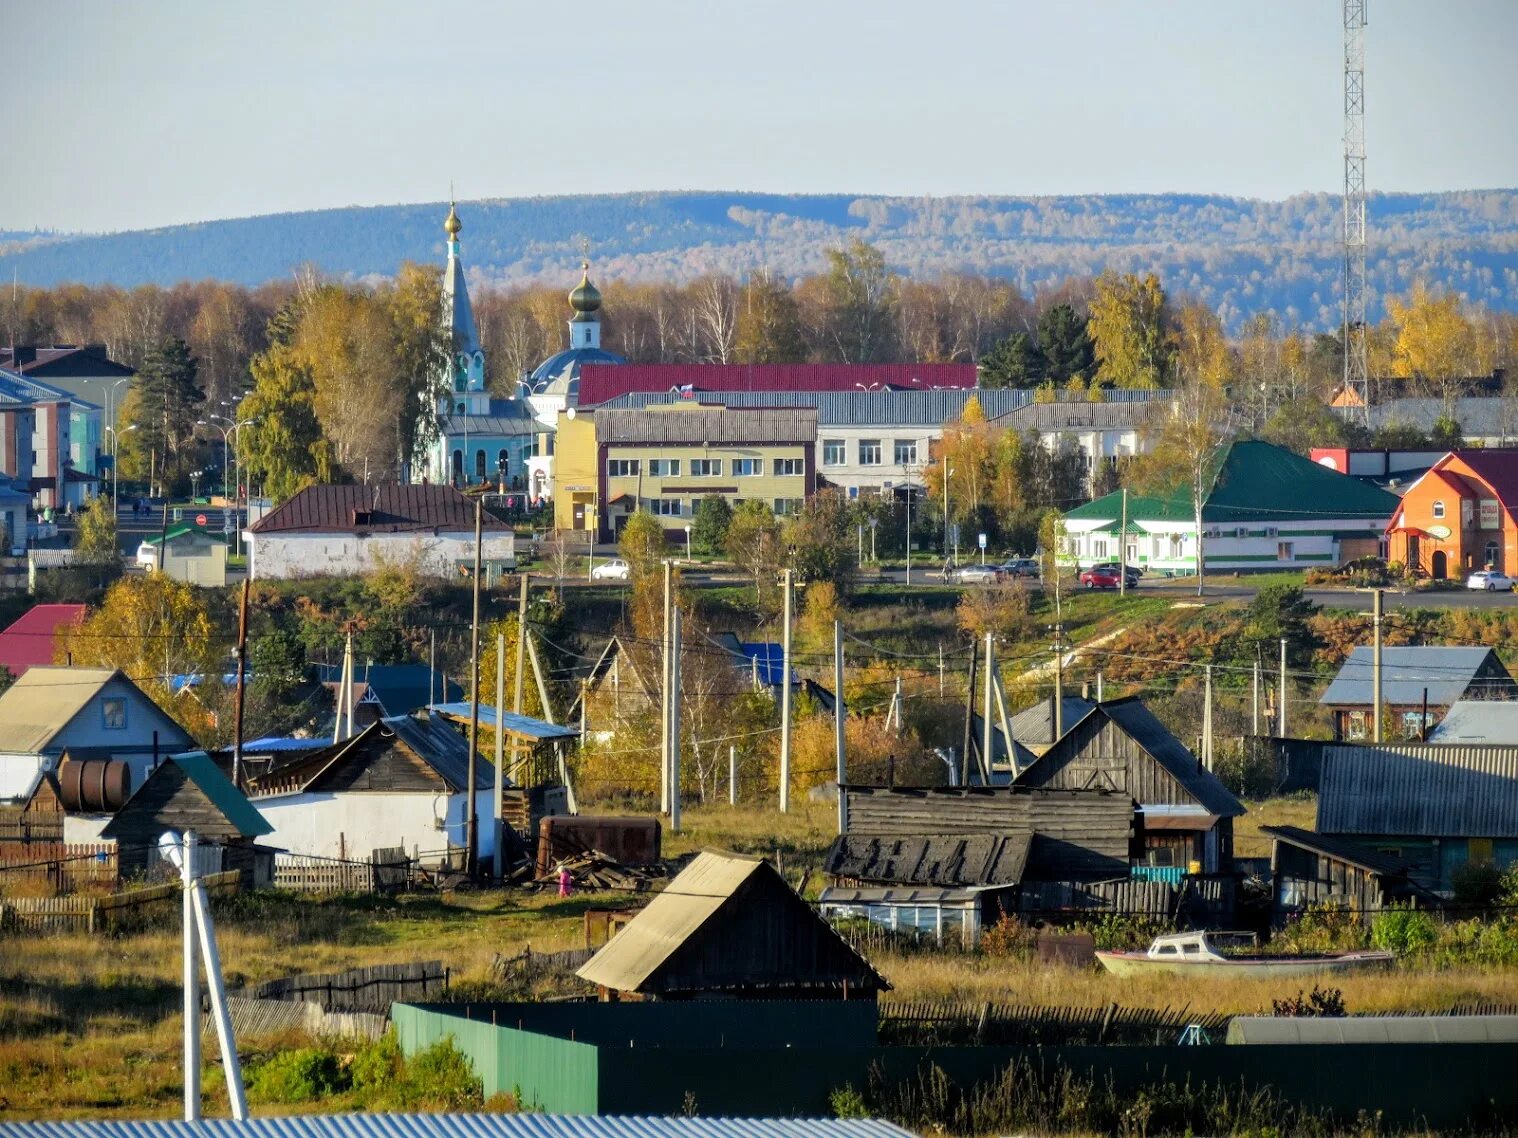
[1036,304,1096,382]
[131,337,204,489]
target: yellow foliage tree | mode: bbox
[1385,282,1478,416]
[1087,272,1172,389]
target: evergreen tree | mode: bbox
[1036,304,1096,382]
[978,331,1043,388]
[690,495,733,556]
[131,337,204,489]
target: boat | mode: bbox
[1095,931,1393,979]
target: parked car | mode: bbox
[1091,562,1142,588]
[135,541,158,570]
[954,564,1002,584]
[591,557,631,581]
[1079,565,1123,589]
[1466,570,1515,592]
[997,557,1041,579]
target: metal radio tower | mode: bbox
[1342,0,1369,422]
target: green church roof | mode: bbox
[1066,439,1399,525]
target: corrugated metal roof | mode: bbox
[0,666,121,753]
[1090,698,1245,817]
[1426,700,1518,744]
[1259,824,1411,877]
[1318,646,1509,708]
[1009,695,1096,746]
[1317,743,1518,837]
[167,752,273,837]
[1,1115,915,1138]
[578,362,977,407]
[591,389,1158,426]
[820,885,984,905]
[991,400,1167,430]
[596,407,817,446]
[0,603,85,677]
[1227,1015,1518,1045]
[427,702,581,740]
[379,715,495,792]
[823,832,1032,887]
[250,484,512,535]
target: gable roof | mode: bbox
[1442,450,1518,517]
[1426,700,1518,744]
[103,752,272,840]
[1260,824,1412,877]
[1009,695,1097,749]
[1318,646,1511,708]
[141,523,226,547]
[824,832,1032,888]
[577,362,977,408]
[596,406,818,446]
[576,850,887,996]
[1317,742,1518,837]
[0,667,151,753]
[259,715,496,796]
[315,662,463,717]
[1066,439,1399,525]
[250,484,512,536]
[1012,697,1244,817]
[0,604,85,678]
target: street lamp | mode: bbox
[943,465,957,569]
[683,524,692,563]
[103,423,138,514]
[199,415,256,555]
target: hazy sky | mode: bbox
[5,0,1517,233]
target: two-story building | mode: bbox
[555,402,818,541]
[1384,450,1518,580]
[0,366,102,509]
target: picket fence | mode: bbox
[211,996,389,1041]
[0,870,240,933]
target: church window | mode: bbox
[451,450,463,479]
[1432,500,1445,519]
[497,449,510,475]
[475,450,487,479]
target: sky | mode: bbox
[4,0,1517,234]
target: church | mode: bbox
[421,202,622,497]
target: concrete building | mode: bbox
[0,365,102,509]
[1385,450,1518,580]
[990,398,1160,496]
[246,483,515,580]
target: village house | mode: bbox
[1426,700,1518,744]
[989,398,1162,497]
[1010,697,1245,873]
[314,662,463,721]
[246,483,515,581]
[1315,742,1518,894]
[0,603,85,680]
[1318,646,1517,741]
[1384,450,1518,579]
[1062,440,1398,574]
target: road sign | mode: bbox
[978,532,988,550]
[195,513,208,527]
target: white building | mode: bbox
[246,483,515,581]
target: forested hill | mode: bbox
[5,189,1517,329]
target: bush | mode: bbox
[250,1047,350,1103]
[384,1037,482,1111]
[978,915,1034,958]
[350,1030,403,1091]
[1370,905,1439,956]
[1271,985,1347,1017]
[830,1083,869,1119]
[1452,860,1503,907]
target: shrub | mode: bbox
[385,1037,482,1111]
[249,1047,350,1103]
[978,915,1035,958]
[830,1083,869,1119]
[350,1030,403,1091]
[1452,860,1503,907]
[1370,905,1438,956]
[1271,985,1347,1017]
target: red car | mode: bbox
[1079,565,1122,589]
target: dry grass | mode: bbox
[1234,794,1318,859]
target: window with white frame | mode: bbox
[101,696,127,730]
[822,439,845,466]
[647,458,681,477]
[1277,542,1294,561]
[894,439,918,465]
[733,458,761,477]
[1432,500,1446,519]
[1092,539,1109,559]
[859,439,883,465]
[607,459,640,477]
[691,458,722,477]
[651,498,683,517]
[774,498,804,516]
[773,458,803,476]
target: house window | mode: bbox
[1401,710,1426,739]
[101,697,127,730]
[859,439,882,465]
[773,458,803,476]
[1169,534,1185,559]
[691,458,722,477]
[474,449,487,479]
[894,439,918,465]
[733,458,761,477]
[497,449,509,476]
[451,450,463,479]
[1277,541,1294,561]
[647,458,681,477]
[1346,711,1367,740]
[652,499,683,517]
[1092,539,1109,559]
[1432,500,1445,519]
[822,439,845,466]
[608,459,640,477]
[774,498,804,517]
[1484,540,1498,568]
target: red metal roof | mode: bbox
[0,604,85,677]
[576,362,976,408]
[1445,450,1518,517]
[249,484,512,535]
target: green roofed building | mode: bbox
[1063,440,1399,575]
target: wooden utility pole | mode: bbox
[961,637,978,788]
[492,632,505,880]
[779,568,793,812]
[660,560,672,815]
[1202,664,1214,770]
[465,497,483,877]
[982,632,994,786]
[670,605,682,834]
[510,573,528,782]
[1252,657,1262,736]
[1053,624,1066,740]
[1118,487,1128,597]
[1278,637,1288,738]
[833,619,846,834]
[231,579,249,788]
[1372,587,1384,744]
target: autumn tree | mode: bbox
[1088,272,1172,390]
[923,394,995,534]
[725,499,784,606]
[73,495,120,561]
[381,262,451,474]
[813,239,898,363]
[121,336,204,491]
[1386,282,1480,417]
[784,488,857,590]
[240,297,332,501]
[619,511,670,640]
[734,269,807,364]
[59,575,219,706]
[957,580,1033,641]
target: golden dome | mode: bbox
[443,202,462,237]
[568,261,602,315]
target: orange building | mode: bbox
[1386,451,1518,579]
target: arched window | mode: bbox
[451,450,463,479]
[474,449,487,479]
[1432,500,1446,519]
[497,449,509,476]
[1485,540,1499,568]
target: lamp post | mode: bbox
[943,464,956,568]
[103,424,137,514]
[199,415,256,555]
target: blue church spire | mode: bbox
[442,201,484,393]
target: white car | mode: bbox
[1466,570,1515,592]
[591,557,631,581]
[135,541,159,570]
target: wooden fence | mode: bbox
[230,960,448,1013]
[212,996,389,1041]
[1014,875,1236,923]
[879,998,1232,1047]
[0,843,119,895]
[0,815,64,844]
[0,870,240,933]
[271,848,410,894]
[491,946,595,980]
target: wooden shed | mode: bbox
[1262,824,1433,918]
[101,752,272,885]
[576,850,888,1001]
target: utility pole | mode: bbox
[493,632,505,879]
[982,632,994,786]
[182,829,199,1121]
[1096,671,1104,703]
[660,560,672,815]
[429,630,436,709]
[1053,624,1066,741]
[833,618,846,834]
[938,644,945,696]
[1252,657,1262,736]
[1202,664,1214,771]
[512,573,529,758]
[670,605,682,834]
[1278,637,1289,738]
[904,483,913,586]
[1372,587,1384,743]
[961,637,978,788]
[231,579,249,788]
[1118,487,1129,598]
[779,568,793,812]
[465,497,483,877]
[729,744,737,806]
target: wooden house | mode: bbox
[1262,825,1433,917]
[101,752,272,884]
[1011,697,1245,873]
[1318,646,1517,741]
[576,850,888,1001]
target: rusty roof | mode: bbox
[249,484,511,535]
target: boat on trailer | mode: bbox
[1095,930,1393,979]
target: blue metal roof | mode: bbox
[1319,646,1511,708]
[739,642,795,688]
[428,701,580,740]
[242,736,331,753]
[529,346,627,391]
[0,1116,914,1138]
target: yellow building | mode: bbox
[552,401,818,542]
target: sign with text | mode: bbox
[1480,499,1500,529]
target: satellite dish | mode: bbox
[566,407,577,420]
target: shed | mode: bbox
[1011,697,1244,873]
[141,523,228,586]
[101,752,272,883]
[818,885,984,948]
[1261,824,1432,916]
[1425,699,1518,744]
[1318,646,1517,741]
[576,850,888,1000]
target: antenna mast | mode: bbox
[1342,0,1369,424]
